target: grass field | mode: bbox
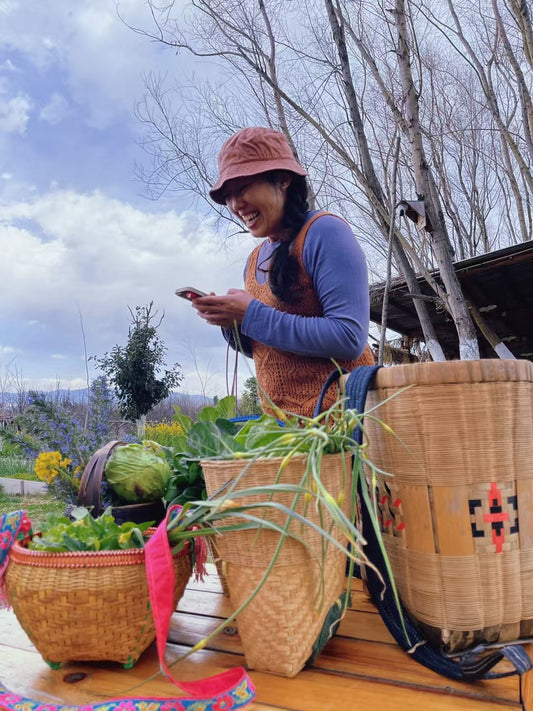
[0,493,66,531]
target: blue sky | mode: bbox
[0,0,257,397]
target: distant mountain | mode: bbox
[0,389,212,406]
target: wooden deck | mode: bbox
[2,568,533,711]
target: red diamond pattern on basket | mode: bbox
[376,482,405,538]
[469,481,519,553]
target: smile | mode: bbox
[242,210,260,227]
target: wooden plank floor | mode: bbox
[1,568,531,710]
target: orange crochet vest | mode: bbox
[245,211,374,417]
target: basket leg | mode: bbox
[45,660,61,670]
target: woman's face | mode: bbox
[223,174,290,241]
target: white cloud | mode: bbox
[0,188,255,395]
[0,1,196,129]
[0,1,242,397]
[0,345,16,355]
[0,92,31,133]
[40,93,69,125]
[0,1,17,16]
[1,59,18,72]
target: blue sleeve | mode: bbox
[240,215,369,359]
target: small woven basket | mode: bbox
[202,452,351,677]
[5,537,191,668]
[78,440,166,525]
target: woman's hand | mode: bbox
[192,289,253,328]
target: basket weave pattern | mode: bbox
[6,541,191,666]
[202,453,351,677]
[365,359,533,652]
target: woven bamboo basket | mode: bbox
[364,358,533,653]
[202,452,351,677]
[5,537,191,668]
[78,440,166,525]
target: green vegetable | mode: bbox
[162,396,240,507]
[105,443,171,503]
[28,506,153,552]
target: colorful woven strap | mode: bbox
[0,509,255,710]
[0,510,32,609]
[0,679,255,711]
[144,505,256,703]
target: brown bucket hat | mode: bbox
[209,127,307,205]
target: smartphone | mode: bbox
[175,286,208,301]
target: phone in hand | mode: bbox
[175,286,208,301]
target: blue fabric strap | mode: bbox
[313,368,348,417]
[343,365,532,681]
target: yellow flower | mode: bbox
[34,451,75,486]
[35,451,61,483]
[145,420,184,441]
[118,531,132,546]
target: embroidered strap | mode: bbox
[0,510,32,609]
[0,680,255,711]
[144,505,255,704]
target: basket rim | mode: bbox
[9,534,191,568]
[371,358,533,389]
[200,451,349,468]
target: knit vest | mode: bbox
[245,211,374,417]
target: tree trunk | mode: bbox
[391,238,446,361]
[136,414,146,440]
[324,0,446,360]
[395,0,479,359]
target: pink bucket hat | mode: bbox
[209,127,307,205]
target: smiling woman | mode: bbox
[192,127,374,417]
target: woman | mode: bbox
[193,126,374,417]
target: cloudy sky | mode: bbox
[0,0,257,397]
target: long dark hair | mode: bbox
[265,171,309,303]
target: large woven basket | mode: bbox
[78,440,166,525]
[202,452,351,677]
[364,358,533,653]
[5,537,191,667]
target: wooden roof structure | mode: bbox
[369,241,533,361]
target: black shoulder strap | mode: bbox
[344,365,532,681]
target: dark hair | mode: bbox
[265,171,309,303]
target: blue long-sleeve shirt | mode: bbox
[223,211,369,360]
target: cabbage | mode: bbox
[104,443,171,503]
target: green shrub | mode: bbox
[0,456,36,479]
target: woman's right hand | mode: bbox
[192,289,253,329]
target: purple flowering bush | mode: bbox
[3,377,118,503]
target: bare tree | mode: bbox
[123,0,532,360]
